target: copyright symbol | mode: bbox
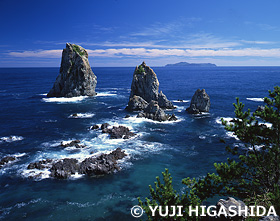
[131,205,143,218]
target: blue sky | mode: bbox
[1,0,280,67]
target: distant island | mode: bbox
[165,62,217,67]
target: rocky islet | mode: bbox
[47,43,97,97]
[186,89,210,114]
[127,61,177,122]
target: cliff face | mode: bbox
[47,43,97,97]
[186,89,210,114]
[130,61,159,102]
[128,62,174,110]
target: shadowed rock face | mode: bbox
[186,89,210,114]
[128,62,174,110]
[126,95,148,111]
[47,43,97,97]
[137,100,177,122]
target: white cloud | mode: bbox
[240,40,275,45]
[87,47,280,58]
[8,50,62,58]
[8,47,280,59]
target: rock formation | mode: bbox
[100,124,136,139]
[186,89,210,114]
[47,43,97,97]
[27,148,127,179]
[126,62,177,121]
[126,95,148,111]
[0,156,16,168]
[137,101,177,122]
[127,62,174,110]
[216,197,247,220]
[103,126,136,139]
[60,140,86,148]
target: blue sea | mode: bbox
[0,66,279,220]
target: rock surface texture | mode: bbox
[126,62,176,121]
[126,95,148,111]
[137,101,177,122]
[27,148,127,179]
[47,43,97,97]
[216,197,247,220]
[0,156,16,168]
[127,62,174,110]
[186,89,210,114]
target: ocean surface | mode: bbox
[0,66,279,220]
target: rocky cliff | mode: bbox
[186,89,210,114]
[127,61,174,110]
[47,43,97,97]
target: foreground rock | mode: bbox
[0,156,16,168]
[79,148,127,176]
[260,216,280,221]
[47,43,97,97]
[216,197,247,220]
[186,89,210,114]
[27,159,53,170]
[137,101,177,122]
[127,62,174,110]
[27,148,127,179]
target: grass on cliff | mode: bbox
[136,65,145,74]
[72,44,86,56]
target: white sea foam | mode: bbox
[21,168,51,180]
[174,105,185,112]
[0,136,24,143]
[246,98,264,102]
[215,117,234,125]
[226,132,239,140]
[39,93,48,96]
[96,92,117,97]
[172,100,190,103]
[199,135,206,140]
[19,113,170,180]
[260,122,273,128]
[20,129,166,180]
[69,173,84,179]
[68,113,95,119]
[123,115,183,125]
[42,96,88,103]
[13,153,26,158]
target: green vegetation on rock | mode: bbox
[136,65,145,74]
[72,44,85,56]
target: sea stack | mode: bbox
[127,62,176,121]
[127,61,174,111]
[186,89,210,114]
[47,43,97,97]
